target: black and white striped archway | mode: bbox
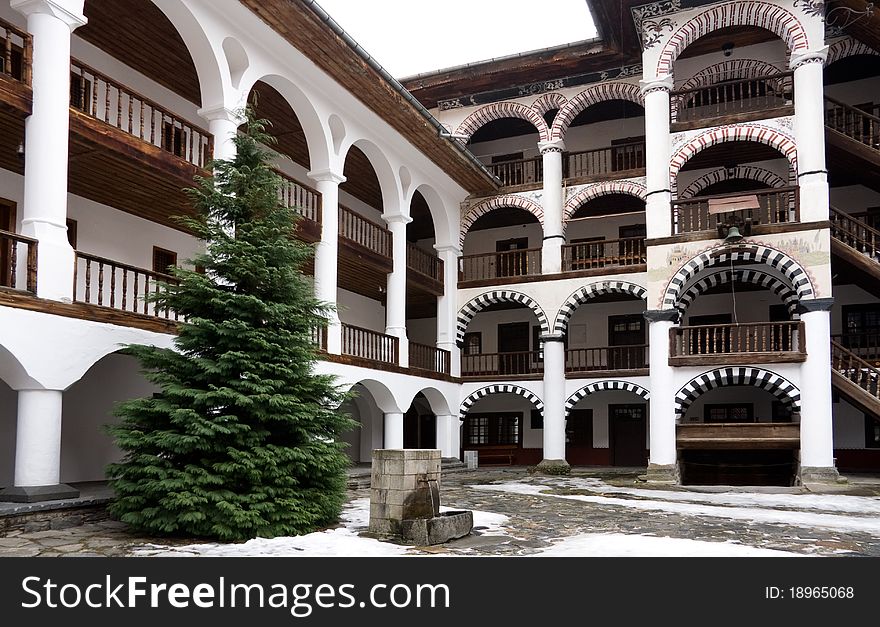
[457,290,549,345]
[675,367,801,417]
[460,384,543,419]
[555,281,647,335]
[676,269,800,319]
[662,245,814,311]
[565,380,650,417]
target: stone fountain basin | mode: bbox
[398,510,474,546]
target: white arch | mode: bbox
[409,183,454,249]
[550,82,644,141]
[554,281,647,335]
[339,138,403,216]
[460,384,543,418]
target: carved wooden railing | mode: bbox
[338,205,392,259]
[312,326,328,352]
[487,155,543,186]
[561,237,645,272]
[831,333,880,366]
[830,206,880,261]
[409,341,451,375]
[406,242,443,284]
[565,345,648,373]
[461,351,543,377]
[672,186,799,234]
[671,72,793,123]
[825,95,880,150]
[0,229,37,294]
[459,247,542,283]
[276,170,321,224]
[565,141,646,179]
[0,17,30,84]
[74,251,179,320]
[832,339,880,404]
[341,323,398,364]
[69,58,213,168]
[670,321,804,359]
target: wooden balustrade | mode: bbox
[830,206,880,260]
[459,247,542,283]
[406,242,443,283]
[832,339,880,403]
[562,237,645,272]
[74,251,179,320]
[338,205,392,258]
[831,333,880,365]
[341,323,398,364]
[671,72,793,123]
[276,170,321,224]
[69,58,213,168]
[565,141,645,179]
[670,321,804,361]
[672,186,799,234]
[487,155,543,186]
[0,229,37,294]
[409,341,451,374]
[461,351,543,377]
[0,17,30,84]
[825,95,880,150]
[565,345,648,373]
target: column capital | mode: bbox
[539,332,566,343]
[11,0,86,29]
[789,47,829,71]
[538,139,565,154]
[644,309,680,323]
[198,104,245,125]
[434,243,462,256]
[640,75,674,96]
[383,213,412,226]
[308,168,346,185]
[797,297,834,314]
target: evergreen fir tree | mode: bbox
[107,109,355,541]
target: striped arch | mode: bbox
[460,194,543,247]
[564,180,648,222]
[460,384,543,419]
[565,381,650,416]
[458,291,549,345]
[826,37,880,67]
[662,244,814,311]
[655,2,810,77]
[550,82,644,140]
[532,92,568,116]
[676,268,800,319]
[455,101,550,143]
[675,367,801,416]
[677,59,784,92]
[679,166,788,199]
[555,281,647,335]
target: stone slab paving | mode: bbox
[2,468,880,557]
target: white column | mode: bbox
[537,334,569,473]
[435,244,461,377]
[13,0,86,301]
[537,140,565,275]
[384,412,404,449]
[791,49,829,224]
[640,76,674,239]
[645,310,679,483]
[308,168,346,354]
[798,299,839,483]
[198,105,242,162]
[435,414,460,459]
[384,214,412,367]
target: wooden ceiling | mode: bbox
[248,83,310,170]
[830,0,880,52]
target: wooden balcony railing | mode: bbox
[459,247,542,283]
[0,229,37,294]
[670,321,804,361]
[561,237,645,272]
[409,341,451,375]
[672,186,799,234]
[406,242,443,284]
[276,170,321,224]
[74,251,179,320]
[461,351,543,377]
[832,339,880,403]
[825,95,880,150]
[831,333,880,365]
[312,326,328,352]
[676,422,800,450]
[0,17,30,84]
[338,205,392,259]
[487,155,543,187]
[69,58,213,168]
[671,72,793,124]
[830,206,880,260]
[565,345,648,373]
[565,141,646,179]
[341,323,398,365]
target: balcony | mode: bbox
[0,229,37,295]
[337,204,393,300]
[340,323,398,365]
[278,170,322,243]
[461,351,542,380]
[407,242,444,296]
[669,321,805,366]
[0,18,31,175]
[561,237,646,275]
[566,345,649,377]
[458,247,542,287]
[409,341,451,375]
[671,187,799,237]
[677,423,800,450]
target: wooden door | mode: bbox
[498,321,529,375]
[496,237,528,278]
[608,314,645,370]
[610,404,647,467]
[565,409,593,465]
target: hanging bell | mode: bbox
[723,225,744,244]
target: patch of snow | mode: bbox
[534,533,799,557]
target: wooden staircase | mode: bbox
[830,207,880,298]
[825,96,880,192]
[831,340,880,422]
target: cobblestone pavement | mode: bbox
[2,468,880,557]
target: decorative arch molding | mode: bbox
[460,384,543,419]
[826,37,880,66]
[679,166,788,199]
[460,194,544,247]
[457,291,550,345]
[454,101,550,143]
[532,92,568,116]
[676,268,801,318]
[564,180,648,222]
[565,381,650,416]
[655,1,810,77]
[675,367,801,416]
[662,244,815,311]
[550,82,644,140]
[677,59,785,92]
[555,281,648,335]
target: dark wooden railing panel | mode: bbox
[461,351,543,377]
[565,345,648,373]
[671,72,793,123]
[69,58,213,168]
[831,333,880,365]
[830,207,880,260]
[311,326,328,352]
[406,242,443,283]
[276,170,321,224]
[338,205,392,258]
[487,155,543,186]
[825,95,880,150]
[409,341,451,374]
[561,237,645,272]
[459,247,541,283]
[341,323,398,364]
[0,229,37,294]
[832,340,880,402]
[0,17,31,84]
[672,186,799,234]
[670,322,803,358]
[566,142,646,179]
[74,251,179,320]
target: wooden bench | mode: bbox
[466,445,518,466]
